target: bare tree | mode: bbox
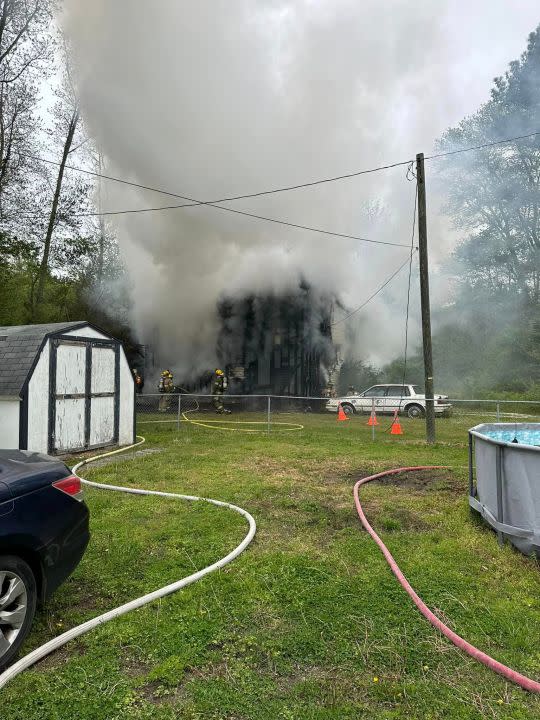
[0,0,51,220]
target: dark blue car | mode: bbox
[0,450,89,668]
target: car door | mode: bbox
[0,480,13,517]
[384,385,410,414]
[358,386,387,414]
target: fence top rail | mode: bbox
[136,393,540,406]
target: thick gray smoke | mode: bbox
[62,1,539,377]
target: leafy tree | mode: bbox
[338,359,381,395]
[416,24,540,396]
[437,25,540,305]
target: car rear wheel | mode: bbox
[0,556,37,670]
[341,403,356,415]
[405,403,425,419]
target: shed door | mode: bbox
[50,337,119,453]
[89,346,116,446]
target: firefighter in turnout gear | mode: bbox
[211,368,230,414]
[158,369,174,412]
[132,368,143,394]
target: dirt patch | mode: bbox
[362,502,430,532]
[357,468,463,494]
[34,642,85,671]
[241,456,365,485]
[121,654,152,679]
[136,680,180,706]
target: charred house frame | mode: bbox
[217,289,335,397]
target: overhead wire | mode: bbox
[19,151,414,248]
[19,150,414,205]
[330,248,417,327]
[400,175,418,388]
[21,201,410,248]
[18,127,540,218]
[17,128,540,250]
[424,129,540,160]
[381,176,418,432]
[19,127,540,209]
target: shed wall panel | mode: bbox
[56,344,86,395]
[118,351,135,445]
[89,396,115,445]
[55,398,85,452]
[0,399,20,448]
[91,347,115,393]
[27,341,50,453]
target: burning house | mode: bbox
[215,286,339,396]
[141,285,344,397]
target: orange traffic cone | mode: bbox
[367,411,379,426]
[337,403,349,422]
[390,410,403,435]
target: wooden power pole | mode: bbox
[416,152,435,443]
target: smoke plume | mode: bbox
[62,1,539,378]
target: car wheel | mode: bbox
[341,403,356,415]
[0,555,37,670]
[406,404,425,419]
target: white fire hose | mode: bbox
[0,436,256,691]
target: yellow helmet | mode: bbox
[215,368,224,376]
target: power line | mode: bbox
[19,150,414,206]
[23,202,410,249]
[400,181,418,387]
[330,248,417,327]
[425,130,540,161]
[18,128,540,249]
[19,128,540,215]
[20,200,412,247]
[17,152,417,247]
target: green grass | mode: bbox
[3,413,540,719]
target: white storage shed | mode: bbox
[0,322,135,454]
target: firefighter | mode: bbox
[132,368,143,394]
[158,369,174,412]
[211,368,230,414]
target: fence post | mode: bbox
[177,394,182,430]
[267,396,271,435]
[496,402,500,422]
[371,398,375,442]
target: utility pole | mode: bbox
[416,152,435,443]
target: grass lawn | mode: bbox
[3,412,540,719]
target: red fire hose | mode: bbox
[354,466,540,693]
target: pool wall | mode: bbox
[469,423,540,557]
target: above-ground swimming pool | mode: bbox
[469,423,540,558]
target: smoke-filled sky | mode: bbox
[62,1,539,375]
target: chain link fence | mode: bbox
[136,392,540,439]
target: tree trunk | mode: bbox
[34,107,79,312]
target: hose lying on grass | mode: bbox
[182,400,304,433]
[180,398,304,432]
[0,437,256,691]
[354,466,540,694]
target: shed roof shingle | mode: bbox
[0,322,87,397]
